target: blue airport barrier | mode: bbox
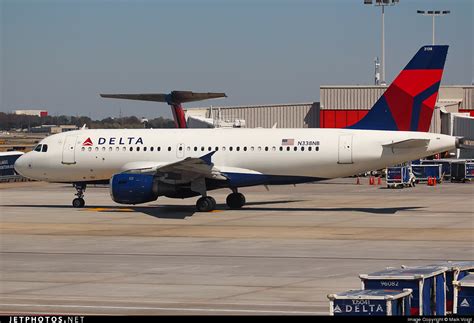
[360,265,448,316]
[453,274,474,315]
[327,289,412,316]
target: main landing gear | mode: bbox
[72,183,86,208]
[195,189,246,212]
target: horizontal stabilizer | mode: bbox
[100,91,227,105]
[383,138,430,149]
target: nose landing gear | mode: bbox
[72,183,86,208]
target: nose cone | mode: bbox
[14,154,29,177]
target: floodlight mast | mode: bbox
[417,10,451,45]
[364,0,399,86]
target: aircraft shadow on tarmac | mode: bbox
[3,201,423,219]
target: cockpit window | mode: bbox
[42,144,48,152]
[34,145,42,152]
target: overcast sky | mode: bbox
[1,0,472,119]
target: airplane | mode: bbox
[14,45,468,212]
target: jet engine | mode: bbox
[110,173,159,204]
[110,173,200,204]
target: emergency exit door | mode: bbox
[338,135,353,164]
[62,136,77,164]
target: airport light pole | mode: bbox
[364,0,399,86]
[416,10,450,45]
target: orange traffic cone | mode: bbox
[369,177,374,185]
[433,178,437,186]
[377,177,382,185]
[356,177,361,185]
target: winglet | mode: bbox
[200,151,216,165]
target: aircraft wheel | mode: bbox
[196,196,215,212]
[226,193,246,209]
[72,198,85,208]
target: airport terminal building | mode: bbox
[186,85,473,131]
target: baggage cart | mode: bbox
[386,166,415,188]
[412,164,442,183]
[451,161,474,182]
[453,274,474,315]
[360,265,448,316]
[328,289,412,316]
[433,261,474,313]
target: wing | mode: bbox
[120,151,226,183]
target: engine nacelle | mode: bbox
[110,173,158,204]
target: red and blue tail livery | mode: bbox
[349,45,448,132]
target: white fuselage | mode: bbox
[15,128,456,184]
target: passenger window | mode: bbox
[81,147,85,151]
[279,147,283,151]
[215,147,219,151]
[130,147,133,151]
[150,147,154,152]
[264,147,269,151]
[95,147,99,151]
[34,145,42,152]
[168,147,171,151]
[42,144,48,152]
[287,147,290,151]
[244,147,247,151]
[187,147,190,151]
[109,147,113,152]
[222,147,226,151]
[251,147,254,151]
[116,147,119,152]
[272,147,276,151]
[194,147,197,151]
[157,147,161,151]
[178,146,183,151]
[88,147,92,151]
[316,146,319,151]
[201,147,205,151]
[123,147,126,151]
[137,147,140,152]
[229,147,233,151]
[236,147,240,151]
[301,147,304,151]
[308,147,312,151]
[294,147,297,151]
[102,147,106,151]
[143,147,147,152]
[258,147,262,151]
[208,147,212,151]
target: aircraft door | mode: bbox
[176,143,185,158]
[62,136,77,164]
[338,135,353,164]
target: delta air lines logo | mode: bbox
[81,137,144,146]
[82,138,93,146]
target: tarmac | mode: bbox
[0,178,473,315]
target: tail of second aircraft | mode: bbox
[348,45,448,132]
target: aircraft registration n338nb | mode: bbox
[13,45,467,212]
